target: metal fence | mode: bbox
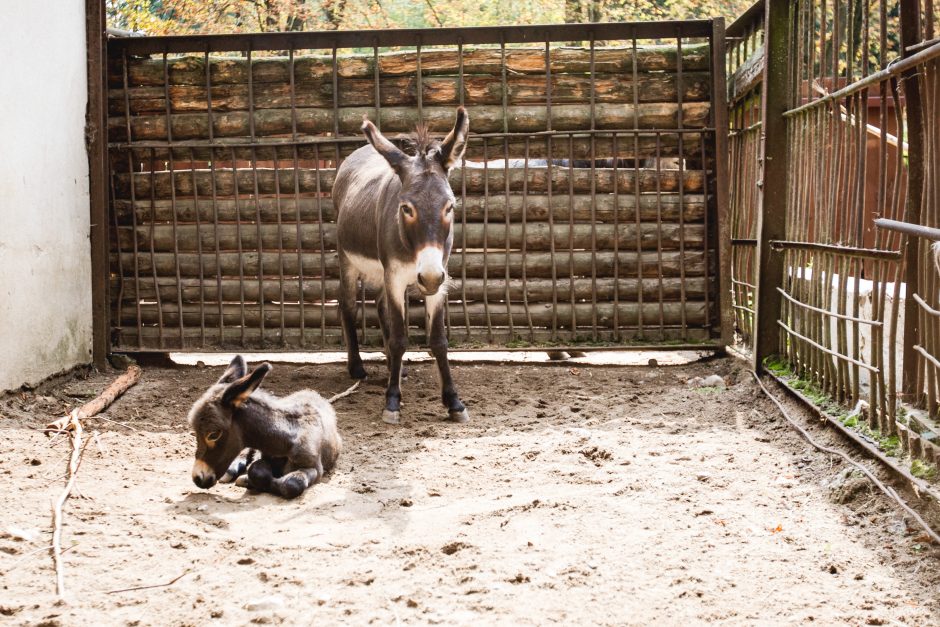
[105,22,730,352]
[734,0,940,467]
[726,4,764,350]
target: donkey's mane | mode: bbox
[404,123,439,156]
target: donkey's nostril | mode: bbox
[192,472,216,489]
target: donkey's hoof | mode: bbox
[234,475,252,489]
[447,408,470,423]
[382,409,401,425]
[349,364,367,380]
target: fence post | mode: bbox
[711,17,733,348]
[899,0,924,402]
[751,0,791,372]
[86,0,110,369]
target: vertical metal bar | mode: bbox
[231,147,246,345]
[901,0,926,401]
[248,47,265,347]
[631,28,643,339]
[205,45,223,346]
[164,49,185,346]
[458,39,470,339]
[567,135,577,337]
[482,141,492,341]
[147,148,165,349]
[86,0,109,363]
[122,51,143,349]
[289,46,306,347]
[654,132,665,336]
[754,2,791,371]
[612,132,621,339]
[522,137,535,339]
[273,149,286,346]
[588,31,599,341]
[190,148,205,347]
[545,38,558,340]
[108,154,125,350]
[314,144,326,344]
[711,18,732,346]
[500,35,513,340]
[676,28,688,338]
[373,38,381,130]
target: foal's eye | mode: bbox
[400,204,415,219]
[206,431,222,443]
[444,204,454,215]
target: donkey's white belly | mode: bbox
[345,252,387,288]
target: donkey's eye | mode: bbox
[444,204,454,215]
[400,204,415,218]
[206,431,222,443]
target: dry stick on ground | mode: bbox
[328,380,360,403]
[43,365,143,434]
[43,365,143,598]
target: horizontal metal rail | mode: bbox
[108,127,718,151]
[777,320,880,372]
[784,40,940,118]
[777,287,883,326]
[874,217,940,241]
[110,21,715,55]
[769,239,902,261]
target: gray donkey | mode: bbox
[189,355,341,499]
[333,107,470,426]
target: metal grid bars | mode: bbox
[727,3,765,350]
[106,22,728,352]
[776,0,922,433]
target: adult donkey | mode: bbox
[334,107,470,426]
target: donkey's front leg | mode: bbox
[382,278,409,425]
[426,292,469,423]
[338,259,367,380]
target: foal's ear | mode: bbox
[217,355,248,384]
[438,106,469,170]
[362,118,408,175]
[221,362,272,408]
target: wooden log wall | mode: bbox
[107,40,720,350]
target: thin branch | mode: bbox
[106,570,191,594]
[424,0,444,27]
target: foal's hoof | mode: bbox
[234,475,252,489]
[382,409,401,425]
[447,408,470,423]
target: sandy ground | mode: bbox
[1,357,939,626]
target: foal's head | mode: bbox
[362,107,469,295]
[188,355,271,489]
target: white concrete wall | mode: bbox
[0,3,92,390]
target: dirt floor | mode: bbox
[2,356,940,626]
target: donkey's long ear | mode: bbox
[362,118,408,175]
[221,362,272,408]
[217,355,248,384]
[437,106,469,170]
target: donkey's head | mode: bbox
[362,107,469,295]
[188,355,271,489]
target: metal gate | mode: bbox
[105,21,730,352]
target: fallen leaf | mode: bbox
[770,524,783,534]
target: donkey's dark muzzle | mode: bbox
[417,270,445,295]
[192,459,217,489]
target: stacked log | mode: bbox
[108,43,718,349]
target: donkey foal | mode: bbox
[188,356,341,499]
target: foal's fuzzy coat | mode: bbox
[188,356,341,499]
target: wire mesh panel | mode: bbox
[726,3,764,351]
[106,22,728,352]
